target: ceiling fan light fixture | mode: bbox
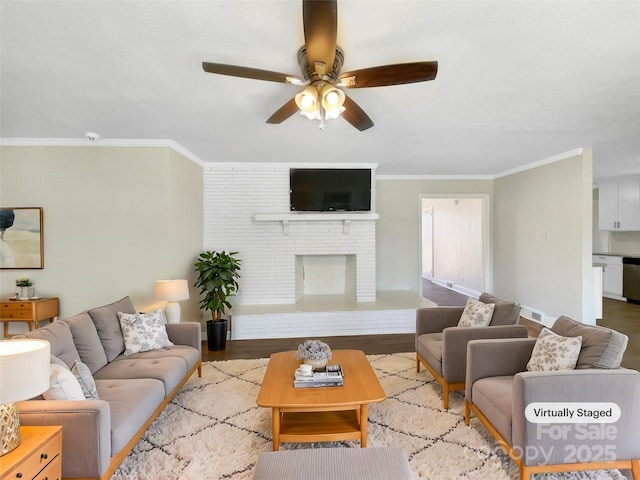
[295,86,319,114]
[321,84,345,112]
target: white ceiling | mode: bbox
[1,1,639,182]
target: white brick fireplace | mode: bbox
[203,163,378,305]
[202,163,434,339]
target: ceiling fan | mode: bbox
[202,0,438,131]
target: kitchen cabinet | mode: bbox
[598,177,640,231]
[593,255,625,300]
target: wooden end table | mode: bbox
[0,297,59,338]
[0,425,62,480]
[256,349,386,451]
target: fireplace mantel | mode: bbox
[253,212,379,235]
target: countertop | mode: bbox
[593,252,640,259]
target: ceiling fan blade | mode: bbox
[266,98,299,124]
[339,61,438,88]
[303,0,337,76]
[202,62,302,84]
[342,95,374,131]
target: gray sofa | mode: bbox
[15,296,202,480]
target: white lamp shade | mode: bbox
[0,339,50,404]
[155,279,190,302]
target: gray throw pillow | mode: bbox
[71,359,100,400]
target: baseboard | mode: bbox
[430,277,480,298]
[603,292,627,302]
[519,305,556,328]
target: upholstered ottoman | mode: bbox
[252,447,413,480]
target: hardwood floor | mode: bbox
[202,286,640,371]
[421,278,469,306]
[599,297,640,370]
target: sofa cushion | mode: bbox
[87,296,136,362]
[551,316,628,369]
[16,321,81,368]
[64,312,108,374]
[479,293,521,326]
[72,359,100,400]
[95,378,165,456]
[471,376,514,445]
[50,354,69,368]
[526,328,582,372]
[43,363,86,401]
[117,309,174,356]
[416,333,443,375]
[93,356,187,395]
[458,298,494,327]
[119,344,201,372]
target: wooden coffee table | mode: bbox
[256,349,386,451]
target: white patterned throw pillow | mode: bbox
[457,298,495,327]
[117,309,174,356]
[527,328,583,371]
[43,363,86,401]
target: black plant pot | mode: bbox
[206,319,228,351]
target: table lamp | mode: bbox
[0,339,50,456]
[155,279,190,323]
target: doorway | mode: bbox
[420,195,491,298]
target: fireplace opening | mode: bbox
[295,254,356,301]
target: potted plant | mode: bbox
[296,339,332,370]
[194,250,241,351]
[15,277,33,300]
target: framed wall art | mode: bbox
[0,207,44,269]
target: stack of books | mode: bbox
[294,364,344,388]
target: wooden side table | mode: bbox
[0,425,62,480]
[0,297,59,338]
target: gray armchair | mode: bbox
[416,293,527,409]
[465,316,640,480]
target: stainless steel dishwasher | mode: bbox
[622,257,640,304]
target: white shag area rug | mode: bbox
[111,353,628,480]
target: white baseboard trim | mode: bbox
[430,277,480,299]
[519,305,556,328]
[603,293,627,302]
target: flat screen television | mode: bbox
[290,168,372,212]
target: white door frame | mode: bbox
[421,206,434,279]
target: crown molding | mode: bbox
[493,148,584,179]
[1,139,585,179]
[378,148,585,180]
[0,138,206,167]
[376,174,494,180]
